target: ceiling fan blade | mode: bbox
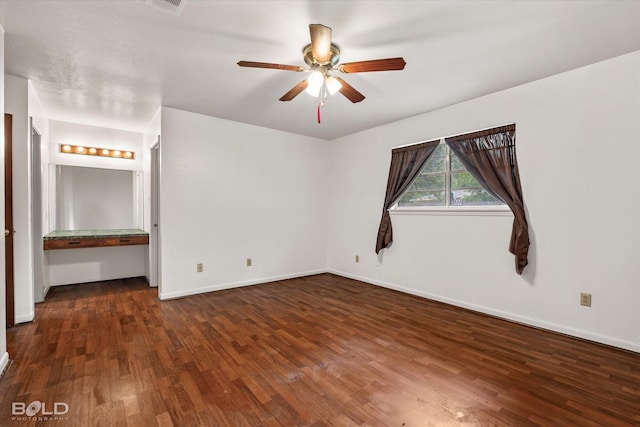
[338,57,406,73]
[309,24,332,63]
[334,77,365,103]
[279,80,309,102]
[237,61,304,72]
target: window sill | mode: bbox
[389,206,512,216]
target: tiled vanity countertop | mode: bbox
[44,229,149,250]
[44,229,149,240]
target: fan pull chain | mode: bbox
[317,84,328,124]
[318,98,327,124]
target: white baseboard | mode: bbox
[15,311,34,324]
[158,269,328,300]
[145,276,158,288]
[328,269,640,354]
[0,352,9,379]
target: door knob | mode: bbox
[4,229,9,237]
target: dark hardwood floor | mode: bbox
[0,274,638,426]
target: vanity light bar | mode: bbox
[60,144,135,160]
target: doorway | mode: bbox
[31,120,44,303]
[4,114,14,328]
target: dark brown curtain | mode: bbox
[375,139,440,254]
[445,124,529,274]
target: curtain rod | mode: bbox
[392,122,516,150]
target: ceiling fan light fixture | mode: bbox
[238,23,405,108]
[305,71,324,96]
[326,76,342,95]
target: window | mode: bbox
[395,140,505,209]
[377,124,528,272]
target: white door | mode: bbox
[149,139,160,289]
[31,120,45,303]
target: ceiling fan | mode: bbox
[238,24,406,122]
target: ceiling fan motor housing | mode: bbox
[303,43,341,67]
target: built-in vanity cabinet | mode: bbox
[44,229,149,250]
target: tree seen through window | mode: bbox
[397,142,504,207]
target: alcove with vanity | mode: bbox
[45,163,149,287]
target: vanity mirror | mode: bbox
[49,164,144,231]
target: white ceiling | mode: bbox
[2,0,639,140]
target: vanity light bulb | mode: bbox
[58,145,132,159]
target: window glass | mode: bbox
[396,142,505,209]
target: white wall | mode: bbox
[159,107,328,299]
[3,75,51,323]
[327,51,640,353]
[4,75,33,322]
[46,120,146,286]
[0,22,8,374]
[48,120,142,172]
[47,245,147,286]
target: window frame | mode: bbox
[390,140,511,215]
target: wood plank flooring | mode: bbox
[0,273,638,426]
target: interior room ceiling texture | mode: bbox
[2,0,639,140]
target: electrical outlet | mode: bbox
[355,255,360,263]
[246,258,252,267]
[580,292,591,307]
[196,263,203,273]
